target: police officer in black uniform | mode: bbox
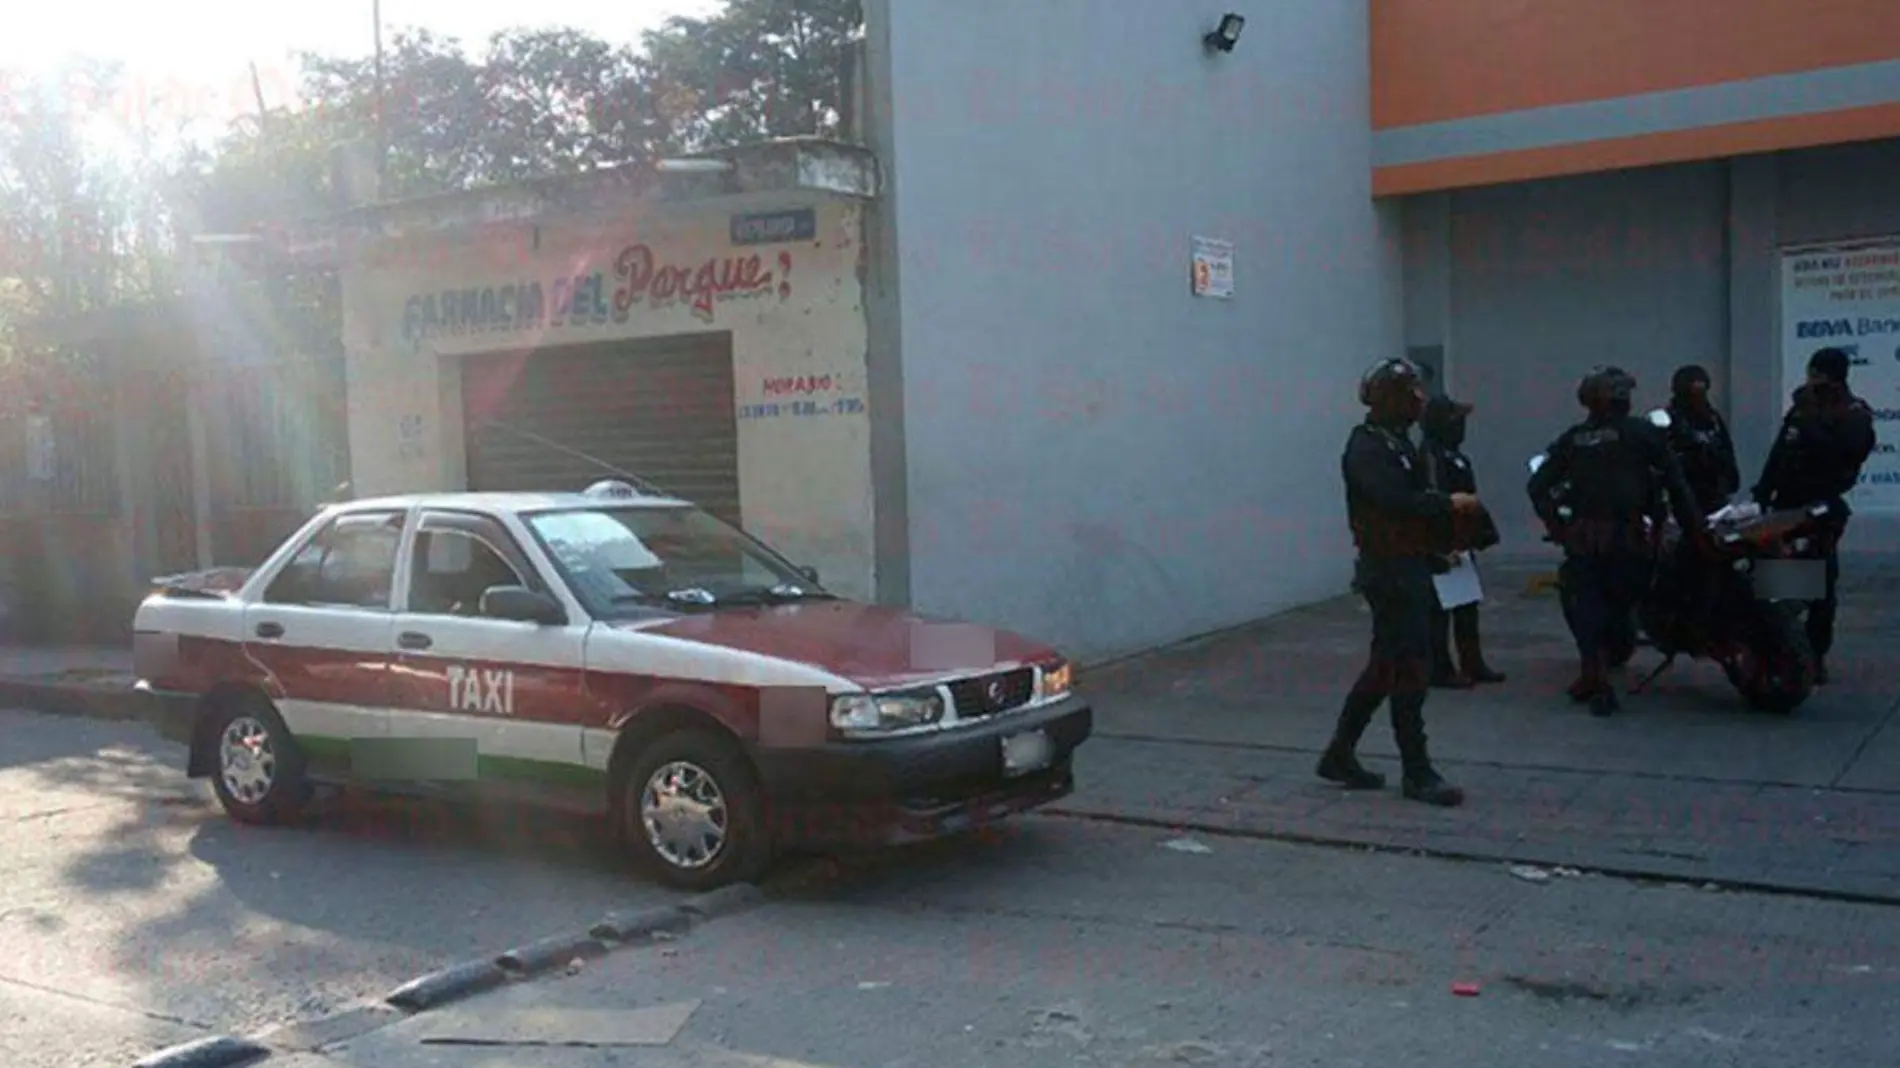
[1419,394,1506,688]
[1317,358,1472,807]
[1664,364,1741,516]
[1751,347,1878,684]
[1527,366,1703,717]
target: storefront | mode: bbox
[317,141,884,601]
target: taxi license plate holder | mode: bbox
[1001,729,1053,777]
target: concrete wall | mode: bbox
[1417,163,1733,550]
[338,197,882,600]
[1406,138,1900,557]
[865,0,1403,661]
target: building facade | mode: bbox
[64,0,1891,661]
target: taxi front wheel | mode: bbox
[618,730,770,892]
[206,696,311,826]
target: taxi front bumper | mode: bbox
[135,680,200,747]
[751,697,1093,847]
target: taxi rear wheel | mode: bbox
[206,696,311,826]
[617,730,770,892]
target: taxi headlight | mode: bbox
[1041,661,1073,699]
[829,691,944,733]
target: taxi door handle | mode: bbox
[397,631,433,651]
[254,621,284,639]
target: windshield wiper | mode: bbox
[609,588,715,607]
[708,584,837,606]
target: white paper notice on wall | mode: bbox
[1779,241,1900,513]
[25,414,53,482]
[397,413,426,461]
[1191,236,1235,299]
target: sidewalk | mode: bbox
[4,558,1897,901]
[1059,556,1900,902]
[0,645,139,719]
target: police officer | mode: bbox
[1419,394,1506,687]
[1665,364,1741,516]
[1751,347,1878,684]
[1317,358,1473,807]
[1527,366,1703,717]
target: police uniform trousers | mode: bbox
[1558,536,1653,679]
[1336,556,1437,772]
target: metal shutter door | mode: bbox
[461,335,741,525]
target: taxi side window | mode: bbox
[264,513,404,609]
[409,528,529,616]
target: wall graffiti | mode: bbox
[399,244,796,343]
[742,373,864,419]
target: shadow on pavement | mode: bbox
[0,710,685,1037]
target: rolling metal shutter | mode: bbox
[461,335,741,524]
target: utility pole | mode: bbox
[373,0,387,197]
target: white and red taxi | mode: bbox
[133,481,1092,889]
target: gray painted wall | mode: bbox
[1432,163,1733,553]
[866,0,1402,660]
[1406,139,1900,558]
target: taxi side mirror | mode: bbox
[480,585,567,625]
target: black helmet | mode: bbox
[1359,357,1424,408]
[1577,365,1635,414]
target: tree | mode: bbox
[643,0,864,150]
[1,61,175,364]
[172,2,868,230]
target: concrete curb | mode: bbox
[137,878,791,1066]
[588,904,694,943]
[1044,807,1900,907]
[382,958,511,1012]
[495,930,613,976]
[131,1035,270,1068]
[0,678,143,722]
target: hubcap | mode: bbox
[219,715,278,805]
[640,761,729,870]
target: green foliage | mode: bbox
[2,1,868,365]
[643,0,864,149]
[0,61,180,370]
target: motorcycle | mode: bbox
[1528,408,1829,714]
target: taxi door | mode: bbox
[241,509,404,777]
[385,509,595,805]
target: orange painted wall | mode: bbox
[1373,0,1900,129]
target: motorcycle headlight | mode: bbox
[829,691,944,734]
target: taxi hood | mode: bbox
[627,600,1059,689]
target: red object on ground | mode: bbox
[1451,982,1481,997]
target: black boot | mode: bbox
[1316,688,1386,790]
[1391,693,1464,807]
[1429,611,1472,688]
[1455,611,1506,684]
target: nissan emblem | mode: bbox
[985,679,1006,705]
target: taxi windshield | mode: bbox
[522,504,822,616]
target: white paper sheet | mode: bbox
[1433,552,1484,609]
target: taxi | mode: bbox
[133,481,1093,890]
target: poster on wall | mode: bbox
[25,414,53,482]
[1779,241,1900,513]
[1191,236,1234,299]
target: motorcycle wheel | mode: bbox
[1724,602,1816,715]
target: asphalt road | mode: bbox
[0,707,686,1068]
[314,817,1900,1068]
[9,704,1900,1067]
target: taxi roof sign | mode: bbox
[583,479,645,499]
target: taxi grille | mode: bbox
[947,668,1035,719]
